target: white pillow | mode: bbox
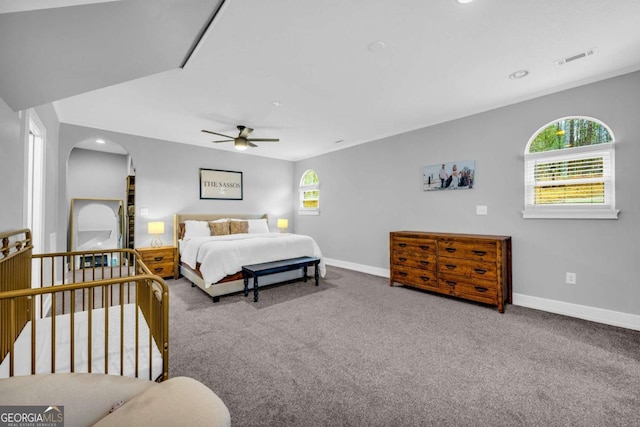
[182,220,210,239]
[247,219,270,234]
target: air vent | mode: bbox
[556,48,597,66]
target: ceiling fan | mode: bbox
[201,125,279,151]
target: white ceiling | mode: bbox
[3,0,640,161]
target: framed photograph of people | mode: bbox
[200,168,243,200]
[423,160,475,191]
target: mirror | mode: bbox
[69,198,124,267]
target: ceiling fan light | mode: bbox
[235,139,249,150]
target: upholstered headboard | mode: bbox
[173,213,269,246]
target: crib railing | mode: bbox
[0,229,169,382]
[0,229,33,367]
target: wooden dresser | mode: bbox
[390,231,512,312]
[137,246,178,279]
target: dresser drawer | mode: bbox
[391,238,437,255]
[438,241,496,261]
[140,251,175,264]
[439,275,498,305]
[438,256,497,280]
[146,262,175,277]
[392,267,438,290]
[454,282,498,305]
[391,251,437,270]
[439,272,497,290]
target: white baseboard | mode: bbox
[513,293,640,331]
[323,258,390,278]
[323,258,640,331]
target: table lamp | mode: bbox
[277,218,288,233]
[148,221,165,247]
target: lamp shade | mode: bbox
[277,218,288,229]
[148,221,165,235]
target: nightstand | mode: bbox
[137,246,178,279]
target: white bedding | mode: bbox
[180,233,325,287]
[0,303,163,380]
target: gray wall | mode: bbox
[0,98,59,253]
[294,71,640,316]
[68,148,127,201]
[58,124,294,249]
[0,97,23,231]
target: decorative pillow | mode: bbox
[247,219,270,234]
[182,220,210,240]
[209,221,230,236]
[229,220,249,234]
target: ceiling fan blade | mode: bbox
[212,139,233,143]
[248,142,258,148]
[247,138,279,142]
[238,126,254,138]
[202,129,234,139]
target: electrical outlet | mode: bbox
[566,272,577,285]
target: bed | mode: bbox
[174,213,325,301]
[0,228,169,382]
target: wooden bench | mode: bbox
[242,256,320,302]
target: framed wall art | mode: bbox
[423,160,475,191]
[200,168,243,200]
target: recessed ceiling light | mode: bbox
[457,0,474,4]
[368,41,386,52]
[509,70,529,79]
[96,139,106,144]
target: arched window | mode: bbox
[299,170,319,215]
[523,117,618,219]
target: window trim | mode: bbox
[522,117,619,219]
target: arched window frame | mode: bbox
[299,169,320,215]
[523,116,619,219]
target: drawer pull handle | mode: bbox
[420,261,430,266]
[420,276,430,282]
[474,286,488,292]
[399,272,408,277]
[446,264,456,269]
[154,256,164,261]
[154,267,163,273]
[474,269,487,274]
[399,257,407,262]
[419,245,430,250]
[472,250,487,256]
[445,248,456,253]
[446,280,456,286]
[398,243,407,248]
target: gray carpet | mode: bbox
[167,267,640,427]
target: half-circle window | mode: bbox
[299,170,319,215]
[523,117,618,219]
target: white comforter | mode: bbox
[180,233,325,287]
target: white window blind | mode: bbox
[523,143,618,219]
